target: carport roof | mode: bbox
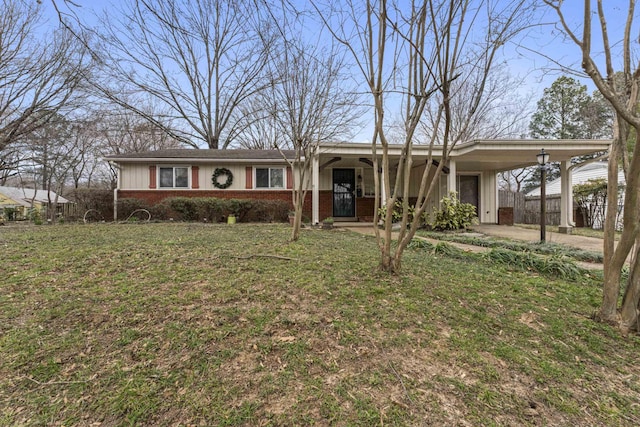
[318,139,611,172]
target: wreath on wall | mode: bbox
[212,167,233,189]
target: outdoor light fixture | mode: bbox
[536,148,550,166]
[537,148,549,242]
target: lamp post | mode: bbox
[536,148,550,242]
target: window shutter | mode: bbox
[191,166,199,189]
[149,166,156,189]
[286,167,293,189]
[245,167,253,189]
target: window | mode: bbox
[256,167,284,189]
[159,167,189,188]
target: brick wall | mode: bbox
[356,197,377,220]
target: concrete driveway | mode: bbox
[342,223,609,270]
[470,224,605,254]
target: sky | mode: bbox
[39,0,637,143]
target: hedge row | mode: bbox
[117,197,290,223]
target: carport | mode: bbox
[310,139,611,232]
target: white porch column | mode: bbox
[480,171,498,224]
[312,154,320,225]
[447,159,457,195]
[559,160,573,234]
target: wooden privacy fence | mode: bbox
[523,195,561,226]
[499,190,561,225]
[499,190,622,229]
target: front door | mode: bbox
[458,175,479,216]
[333,169,356,218]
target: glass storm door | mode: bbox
[333,169,356,217]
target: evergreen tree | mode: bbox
[529,76,590,139]
[523,76,613,193]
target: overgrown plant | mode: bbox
[429,192,478,231]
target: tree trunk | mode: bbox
[290,189,303,242]
[619,239,640,334]
[380,252,401,274]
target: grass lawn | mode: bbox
[1,223,639,426]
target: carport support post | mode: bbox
[447,160,457,196]
[559,160,573,234]
[312,154,319,225]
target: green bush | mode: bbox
[169,197,199,221]
[242,199,289,222]
[149,199,172,220]
[192,198,225,222]
[3,207,17,221]
[117,197,289,223]
[429,192,478,231]
[117,198,150,220]
[377,200,416,223]
[227,199,254,221]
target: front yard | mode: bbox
[1,223,638,426]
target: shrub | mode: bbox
[66,188,114,221]
[3,207,17,221]
[29,208,43,225]
[377,200,416,223]
[193,198,226,222]
[429,192,478,231]
[227,199,254,221]
[160,197,289,223]
[117,198,151,220]
[169,197,199,221]
[242,199,289,222]
[149,199,173,220]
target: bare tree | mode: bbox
[93,104,185,188]
[0,0,88,156]
[20,113,87,222]
[420,63,532,144]
[233,97,283,150]
[274,44,363,241]
[545,0,640,334]
[499,168,531,192]
[317,0,533,273]
[90,0,275,149]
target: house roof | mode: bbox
[526,161,625,196]
[105,149,297,162]
[0,186,71,208]
[104,139,612,173]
